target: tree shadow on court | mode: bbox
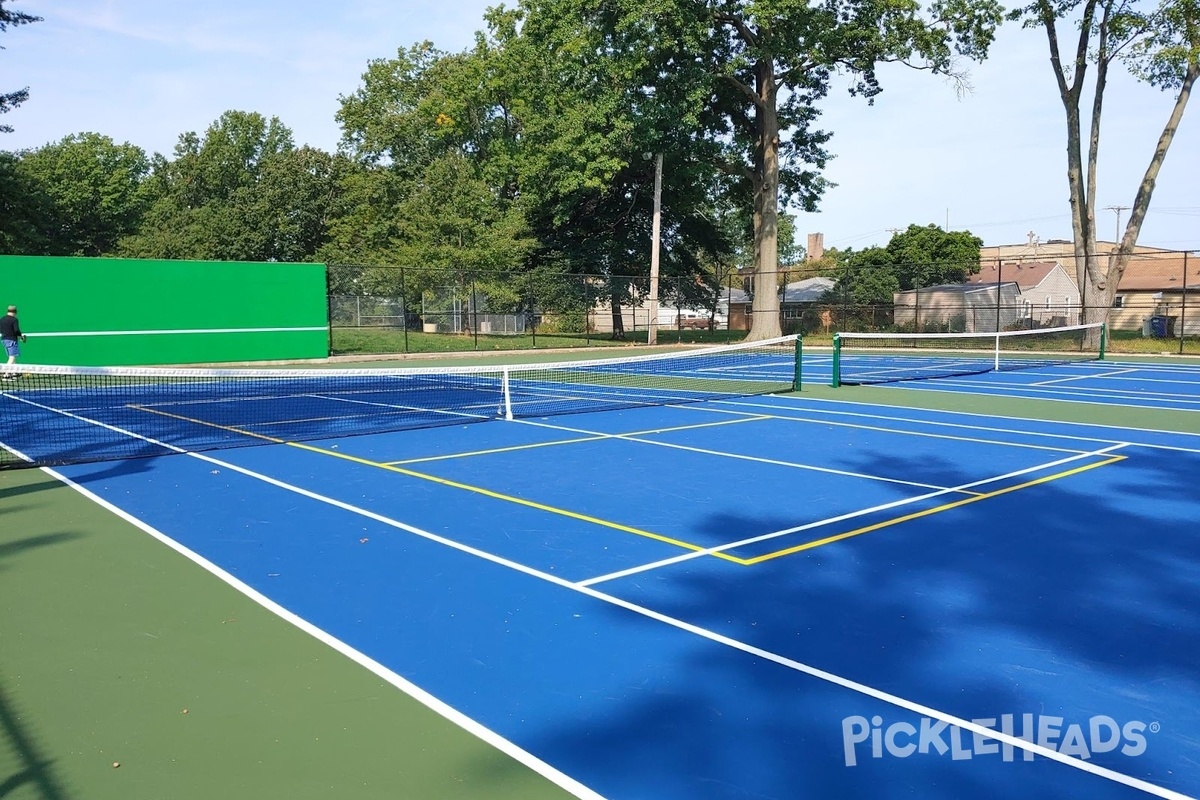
[0,533,84,568]
[0,681,72,800]
[44,454,160,489]
[508,445,1200,799]
[0,475,68,503]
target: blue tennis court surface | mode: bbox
[803,353,1200,412]
[44,381,1200,799]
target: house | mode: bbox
[588,284,752,333]
[966,261,1081,327]
[778,276,836,332]
[1110,254,1200,335]
[979,235,1175,263]
[781,276,836,305]
[893,283,1024,332]
[717,287,752,330]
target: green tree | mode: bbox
[0,150,51,251]
[16,133,152,255]
[885,224,983,288]
[495,5,742,337]
[332,34,535,312]
[833,225,982,303]
[0,0,40,133]
[1010,0,1198,341]
[122,111,336,262]
[836,246,901,304]
[534,0,1004,340]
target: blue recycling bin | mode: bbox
[1150,315,1169,337]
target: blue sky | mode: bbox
[3,0,1197,251]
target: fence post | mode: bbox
[401,265,409,354]
[529,272,537,348]
[995,258,1003,333]
[471,274,480,350]
[1181,252,1190,355]
[676,278,683,338]
[325,266,334,356]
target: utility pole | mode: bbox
[1105,206,1130,246]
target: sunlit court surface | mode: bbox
[3,342,1199,799]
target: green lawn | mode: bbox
[0,469,581,800]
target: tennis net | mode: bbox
[831,323,1105,386]
[0,335,800,469]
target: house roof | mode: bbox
[979,240,1174,261]
[781,276,835,303]
[967,261,1065,289]
[898,282,1018,297]
[718,287,750,304]
[1117,255,1200,292]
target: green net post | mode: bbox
[793,336,803,392]
[831,334,841,388]
[1099,322,1107,360]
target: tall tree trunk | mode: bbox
[747,60,783,341]
[1097,59,1199,339]
[1040,0,1197,349]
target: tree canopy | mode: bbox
[0,0,40,133]
[833,225,983,303]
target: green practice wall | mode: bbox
[0,256,329,365]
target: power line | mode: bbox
[1105,205,1131,243]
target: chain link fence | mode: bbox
[326,255,1198,355]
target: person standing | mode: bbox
[1,305,27,379]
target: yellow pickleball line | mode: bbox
[287,440,747,563]
[133,403,749,562]
[132,405,287,442]
[740,455,1126,564]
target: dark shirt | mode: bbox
[0,315,21,341]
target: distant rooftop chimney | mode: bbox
[806,232,824,262]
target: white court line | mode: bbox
[671,403,1092,455]
[9,395,1191,799]
[1023,372,1200,388]
[44,443,1189,800]
[949,374,1200,401]
[734,395,1200,453]
[30,325,328,337]
[42,466,605,800]
[514,417,974,493]
[1030,368,1138,386]
[576,443,1131,587]
[896,378,1200,409]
